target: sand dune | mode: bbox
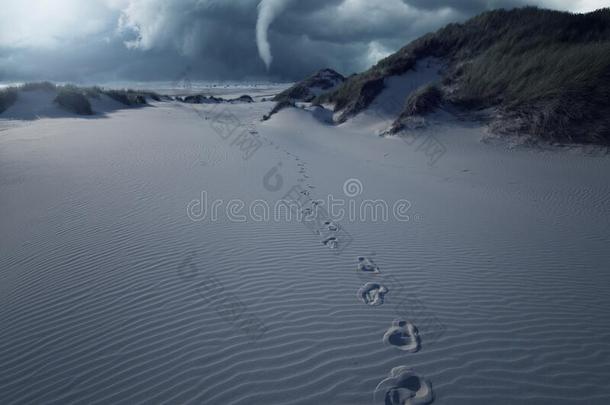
[1,89,610,404]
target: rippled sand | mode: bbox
[1,93,610,404]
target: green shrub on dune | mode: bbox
[54,87,93,115]
[20,81,57,92]
[0,87,18,113]
[262,100,296,121]
[1,83,163,117]
[103,89,159,106]
[81,86,103,100]
[319,7,610,144]
[273,68,345,103]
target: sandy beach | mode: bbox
[1,82,610,404]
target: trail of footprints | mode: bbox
[356,257,433,404]
[276,146,347,250]
[269,133,434,404]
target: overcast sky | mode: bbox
[0,0,606,83]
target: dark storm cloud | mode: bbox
[0,0,601,83]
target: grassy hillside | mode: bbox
[0,87,18,113]
[318,7,610,144]
[274,68,345,103]
[54,87,93,115]
[0,82,160,116]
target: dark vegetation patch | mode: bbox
[402,84,443,117]
[0,82,162,117]
[20,82,57,92]
[103,89,150,106]
[390,84,443,133]
[262,100,295,121]
[178,94,254,104]
[234,95,254,103]
[318,7,610,143]
[180,94,224,104]
[0,87,18,113]
[274,68,345,103]
[54,87,93,115]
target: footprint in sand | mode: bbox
[322,236,338,249]
[357,282,388,306]
[357,256,380,273]
[383,320,420,352]
[324,220,338,232]
[374,366,433,405]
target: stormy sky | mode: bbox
[0,0,606,83]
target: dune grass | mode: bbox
[20,81,57,92]
[0,82,162,117]
[54,87,93,115]
[402,84,442,117]
[274,69,345,103]
[0,87,18,114]
[319,7,610,143]
[17,82,159,106]
[262,100,295,121]
[103,89,149,106]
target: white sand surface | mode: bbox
[1,90,610,404]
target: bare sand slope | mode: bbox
[1,96,610,404]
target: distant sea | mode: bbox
[0,80,292,97]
